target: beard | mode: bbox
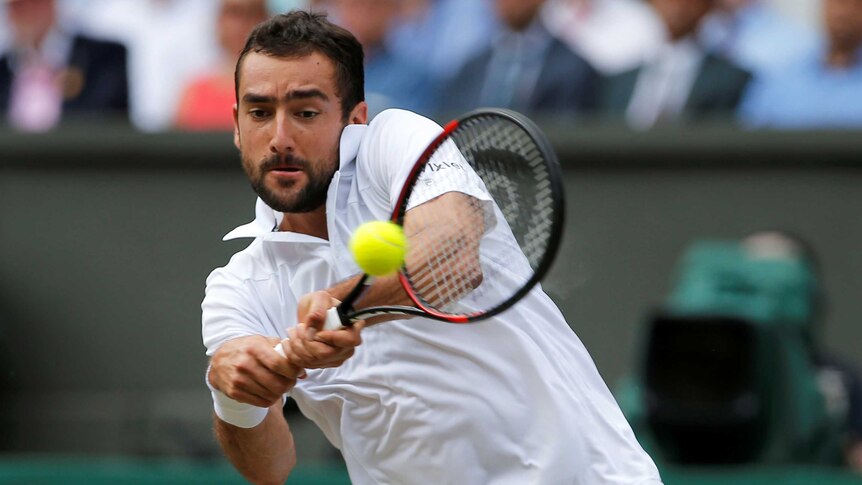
[244,151,337,214]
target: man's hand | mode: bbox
[209,335,304,408]
[282,291,365,370]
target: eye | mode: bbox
[249,108,270,120]
[296,110,319,119]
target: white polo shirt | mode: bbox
[202,109,662,484]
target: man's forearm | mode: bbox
[215,401,296,485]
[324,193,485,323]
[328,273,410,309]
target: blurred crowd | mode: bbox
[0,0,859,132]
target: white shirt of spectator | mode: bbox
[541,0,665,75]
[67,0,219,131]
[202,109,663,485]
[626,37,705,130]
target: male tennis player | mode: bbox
[203,10,662,485]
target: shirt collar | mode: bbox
[222,123,367,241]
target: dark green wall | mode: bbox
[1,123,860,458]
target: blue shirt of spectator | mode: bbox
[364,45,439,119]
[739,43,862,129]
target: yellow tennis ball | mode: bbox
[350,221,407,277]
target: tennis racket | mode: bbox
[317,108,566,331]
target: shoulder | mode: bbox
[702,53,752,83]
[359,109,443,159]
[202,239,285,354]
[70,34,128,64]
[205,239,271,287]
[450,47,494,81]
[543,38,599,82]
[354,109,444,196]
[367,108,442,131]
[547,38,588,65]
[739,59,809,109]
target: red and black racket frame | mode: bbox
[334,108,566,326]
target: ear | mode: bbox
[233,103,241,149]
[348,101,368,125]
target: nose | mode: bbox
[269,112,295,156]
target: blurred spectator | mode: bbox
[742,230,862,473]
[540,0,666,75]
[621,229,859,467]
[174,0,269,131]
[68,0,220,131]
[699,0,819,74]
[0,7,10,52]
[0,0,128,131]
[739,0,862,129]
[599,0,751,129]
[327,0,440,117]
[387,0,500,82]
[441,0,599,118]
[266,0,315,13]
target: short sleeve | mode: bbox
[201,267,269,357]
[357,109,444,211]
[405,138,494,210]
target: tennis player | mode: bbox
[203,10,662,485]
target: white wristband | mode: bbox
[206,364,268,428]
[211,388,269,429]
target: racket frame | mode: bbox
[326,108,565,329]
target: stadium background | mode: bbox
[1,123,861,483]
[2,0,862,483]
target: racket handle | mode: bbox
[324,307,345,331]
[273,342,286,357]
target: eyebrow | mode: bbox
[241,88,330,105]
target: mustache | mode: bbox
[260,154,311,171]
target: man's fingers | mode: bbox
[266,339,307,380]
[265,336,282,347]
[298,291,341,332]
[256,369,296,396]
[211,336,299,403]
[237,357,296,398]
[314,322,364,348]
[315,348,355,368]
[290,325,342,363]
[222,373,284,407]
[287,332,324,367]
[287,330,354,369]
[271,338,307,379]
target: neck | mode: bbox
[278,206,329,239]
[509,14,538,33]
[15,33,46,52]
[826,43,861,69]
[14,21,55,52]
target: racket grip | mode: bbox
[273,342,286,357]
[323,307,344,331]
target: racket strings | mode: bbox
[404,194,486,312]
[456,116,556,267]
[403,113,558,316]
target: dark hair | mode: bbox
[235,10,365,120]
